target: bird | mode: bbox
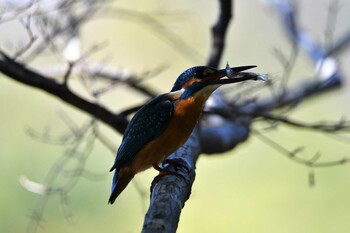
[109,64,261,204]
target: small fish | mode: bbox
[226,62,234,79]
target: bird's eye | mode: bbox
[202,69,214,76]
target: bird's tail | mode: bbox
[108,167,135,204]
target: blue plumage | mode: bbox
[110,94,173,171]
[109,94,174,203]
[109,65,258,204]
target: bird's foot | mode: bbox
[152,159,190,180]
[162,159,191,174]
[151,159,192,197]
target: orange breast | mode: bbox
[131,96,206,172]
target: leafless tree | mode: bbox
[1,0,350,233]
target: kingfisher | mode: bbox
[109,64,264,204]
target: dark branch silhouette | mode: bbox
[207,0,233,68]
[0,50,128,134]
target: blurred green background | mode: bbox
[1,1,350,233]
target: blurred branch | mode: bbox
[25,119,98,233]
[103,7,204,63]
[265,0,325,62]
[199,120,250,154]
[13,17,37,59]
[86,64,162,98]
[254,130,350,168]
[324,0,339,50]
[238,72,341,116]
[23,111,110,233]
[0,50,129,134]
[21,0,102,62]
[258,113,350,133]
[325,30,350,57]
[207,0,233,68]
[42,61,162,98]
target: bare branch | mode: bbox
[325,30,350,57]
[324,0,340,49]
[42,62,161,98]
[258,113,350,133]
[13,17,37,59]
[92,125,117,154]
[207,0,233,68]
[23,114,110,232]
[0,50,128,134]
[238,73,341,115]
[63,62,74,86]
[102,7,203,63]
[199,120,250,154]
[142,128,200,233]
[254,129,350,168]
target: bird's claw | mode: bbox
[152,159,190,181]
[162,158,191,174]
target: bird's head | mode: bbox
[170,65,261,100]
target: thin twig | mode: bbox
[102,7,204,63]
[253,129,350,168]
[258,113,350,133]
[324,0,340,50]
[14,17,37,59]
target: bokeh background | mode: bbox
[1,0,350,233]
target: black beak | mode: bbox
[227,65,257,73]
[207,65,259,85]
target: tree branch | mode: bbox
[142,1,234,232]
[258,113,350,133]
[207,0,233,68]
[142,128,200,233]
[239,72,341,115]
[199,120,250,154]
[0,51,128,134]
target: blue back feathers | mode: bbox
[110,94,174,171]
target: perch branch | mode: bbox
[142,128,200,233]
[142,1,234,232]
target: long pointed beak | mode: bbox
[227,65,257,73]
[205,65,259,85]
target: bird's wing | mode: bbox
[110,94,173,171]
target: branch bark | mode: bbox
[142,128,200,233]
[142,1,236,232]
